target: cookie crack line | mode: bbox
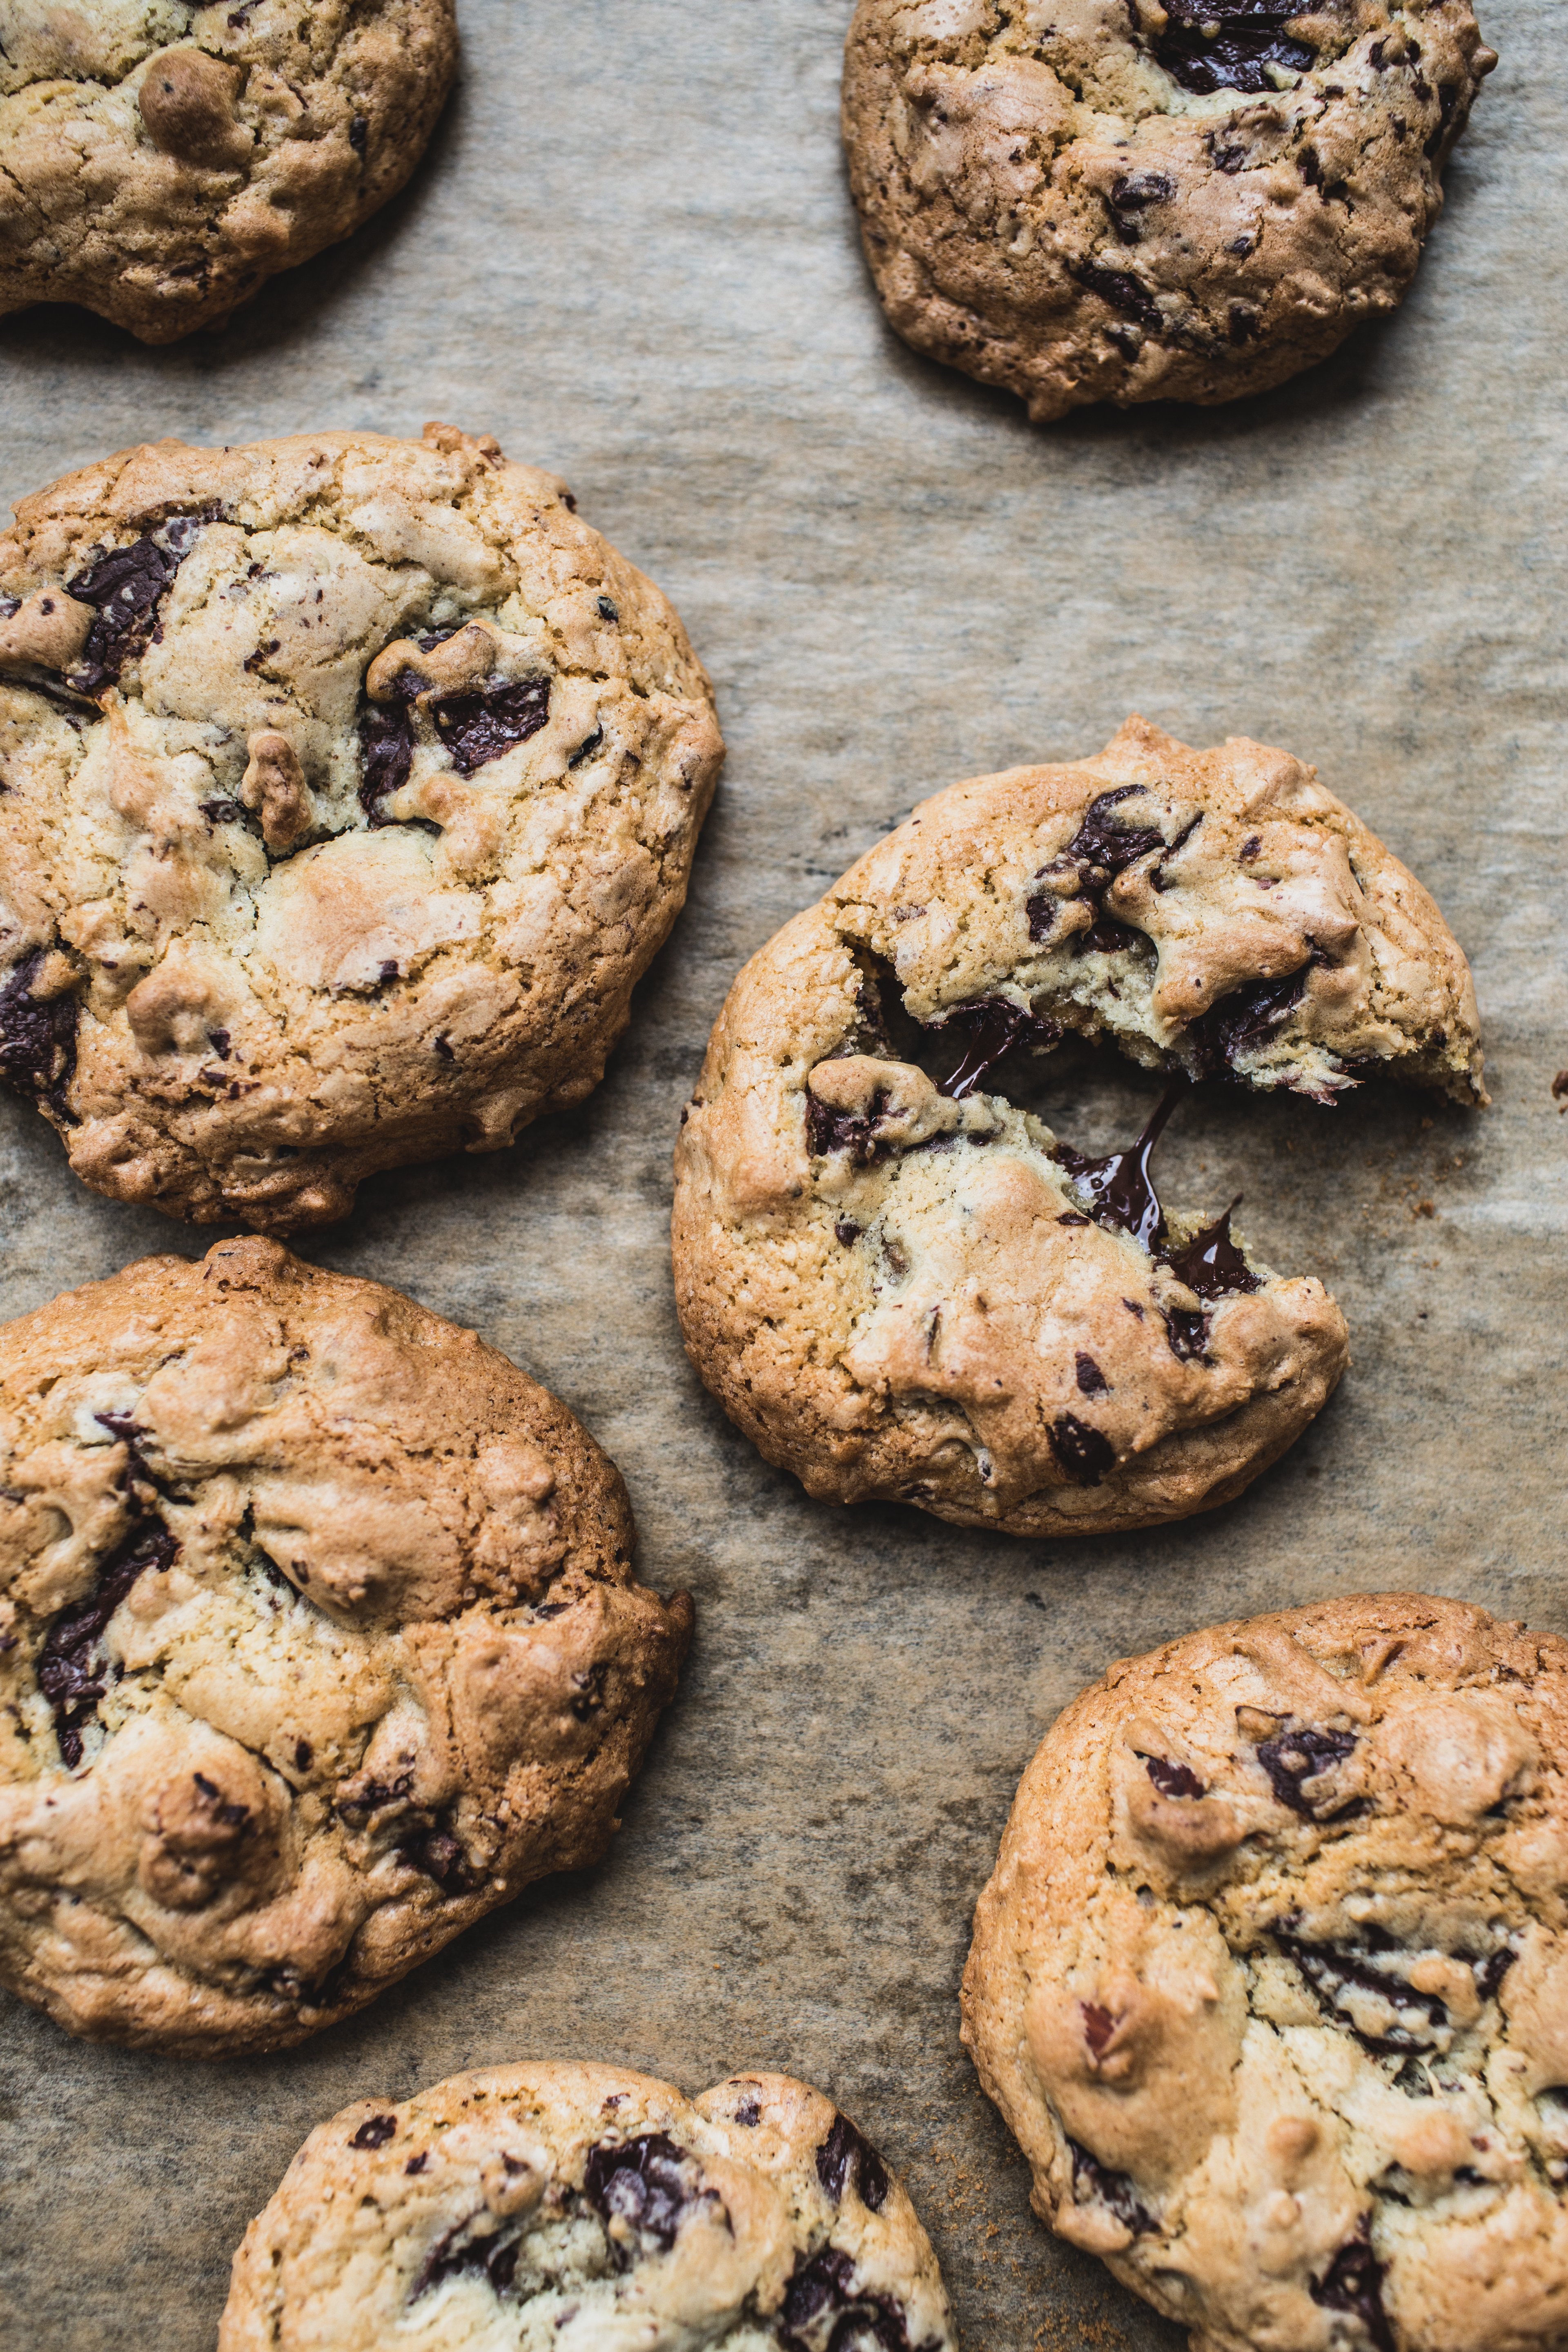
[0,423,724,1232]
[674,719,1478,1539]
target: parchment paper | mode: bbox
[1,4,1564,2343]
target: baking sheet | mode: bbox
[1,2,1565,2342]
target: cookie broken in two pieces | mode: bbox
[673,718,1483,1535]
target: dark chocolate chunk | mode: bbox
[1472,1947,1516,2001]
[583,2132,704,2257]
[835,1220,862,1247]
[1257,1725,1357,1816]
[1067,2139,1157,2236]
[348,112,368,152]
[1075,1352,1109,1396]
[933,996,1058,1100]
[1310,2218,1395,2352]
[1066,260,1168,339]
[1049,1412,1116,1487]
[294,1739,313,1771]
[38,1518,178,1765]
[396,1808,483,1895]
[1139,1752,1206,1800]
[733,2096,762,2127]
[411,2214,521,2303]
[1074,914,1145,957]
[359,702,414,825]
[67,518,210,692]
[1163,1305,1212,1363]
[1152,0,1315,95]
[350,2115,397,2149]
[805,1075,892,1166]
[1162,1202,1262,1302]
[779,2244,919,2352]
[568,722,604,769]
[1273,1929,1447,2057]
[816,2114,890,2212]
[0,947,78,1115]
[1082,2001,1117,2056]
[1107,169,1176,242]
[597,596,619,621]
[1187,962,1311,1076]
[429,676,550,775]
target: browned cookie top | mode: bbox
[0,1240,692,2055]
[963,1593,1568,2352]
[844,0,1496,419]
[0,0,458,342]
[221,2064,956,2351]
[0,424,723,1232]
[673,720,1479,1539]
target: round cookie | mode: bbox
[0,1,458,344]
[221,2062,957,2352]
[962,1593,1568,2352]
[0,423,723,1231]
[0,1238,693,2056]
[843,0,1497,421]
[673,718,1480,1537]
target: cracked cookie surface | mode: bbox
[962,1593,1568,2352]
[0,423,723,1230]
[843,0,1496,419]
[672,719,1479,1537]
[0,1238,693,2056]
[0,0,457,342]
[221,2062,956,2352]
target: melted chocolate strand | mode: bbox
[1153,0,1315,94]
[0,947,78,1114]
[816,2114,890,2212]
[1054,1084,1185,1251]
[1067,2139,1158,2236]
[38,1519,178,1766]
[410,2215,522,2302]
[1163,1200,1263,1301]
[1310,2219,1396,2352]
[935,997,1059,1100]
[582,2133,702,2256]
[430,677,550,775]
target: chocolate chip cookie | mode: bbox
[221,2062,956,2351]
[672,719,1480,1536]
[0,1238,693,2056]
[0,423,723,1231]
[963,1592,1568,2352]
[843,0,1497,421]
[0,1,457,343]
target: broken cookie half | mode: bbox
[673,719,1480,1536]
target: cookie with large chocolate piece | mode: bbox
[843,0,1496,421]
[0,1239,693,2056]
[0,0,457,343]
[0,423,723,1231]
[963,1592,1568,2352]
[221,2061,957,2352]
[672,719,1480,1536]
